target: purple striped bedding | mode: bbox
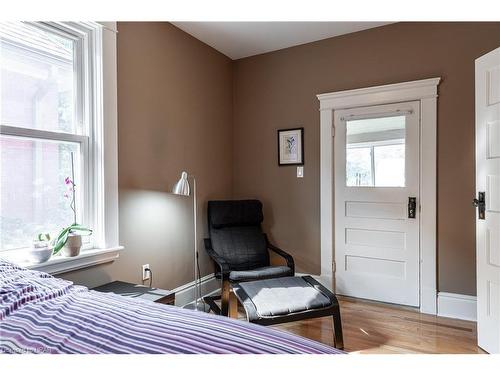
[0,260,342,354]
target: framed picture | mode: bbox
[278,127,304,166]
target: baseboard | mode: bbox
[437,292,477,321]
[172,273,220,307]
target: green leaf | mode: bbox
[53,230,69,255]
[70,224,92,231]
[52,227,71,254]
[55,227,71,242]
[68,224,92,235]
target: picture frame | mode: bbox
[277,127,304,166]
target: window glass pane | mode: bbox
[374,144,405,187]
[0,135,82,251]
[0,22,77,134]
[346,147,373,186]
[346,115,406,187]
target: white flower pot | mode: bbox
[27,245,53,264]
[62,233,82,257]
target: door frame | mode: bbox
[317,77,441,314]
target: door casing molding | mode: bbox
[317,77,441,314]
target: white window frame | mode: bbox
[346,138,405,187]
[0,126,91,247]
[0,21,122,272]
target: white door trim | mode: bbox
[317,77,440,314]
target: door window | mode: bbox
[346,115,406,187]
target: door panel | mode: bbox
[345,256,406,279]
[345,228,406,249]
[476,46,500,354]
[345,201,406,220]
[334,101,420,307]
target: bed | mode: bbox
[0,260,342,354]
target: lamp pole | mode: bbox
[171,171,207,312]
[192,175,200,310]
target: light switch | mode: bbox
[297,166,304,178]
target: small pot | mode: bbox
[27,245,53,264]
[62,233,82,257]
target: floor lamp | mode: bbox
[172,171,208,312]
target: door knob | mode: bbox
[473,192,485,220]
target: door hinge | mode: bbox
[332,260,336,273]
[332,125,335,137]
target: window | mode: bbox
[346,115,406,187]
[0,22,102,257]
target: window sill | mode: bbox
[24,246,124,275]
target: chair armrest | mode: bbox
[264,234,295,274]
[204,239,231,277]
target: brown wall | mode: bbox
[62,22,500,297]
[62,22,233,290]
[233,22,500,296]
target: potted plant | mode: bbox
[52,153,92,257]
[27,233,54,264]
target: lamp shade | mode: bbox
[172,171,190,196]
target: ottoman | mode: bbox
[232,275,344,349]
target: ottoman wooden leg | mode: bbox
[332,303,344,350]
[221,280,231,316]
[229,291,238,319]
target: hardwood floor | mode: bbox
[273,296,483,354]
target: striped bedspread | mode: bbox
[0,260,342,354]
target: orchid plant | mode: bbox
[52,153,92,255]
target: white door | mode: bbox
[334,101,420,306]
[476,46,500,354]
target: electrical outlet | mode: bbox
[142,264,150,281]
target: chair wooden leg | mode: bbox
[332,303,344,350]
[221,280,230,316]
[229,291,238,319]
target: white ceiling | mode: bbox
[172,22,391,60]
